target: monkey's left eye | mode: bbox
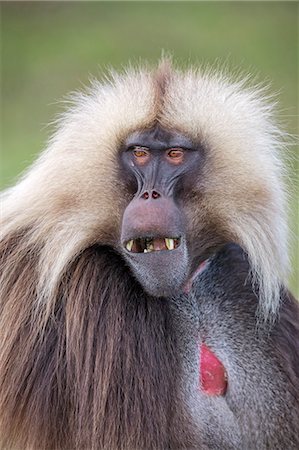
[167,148,184,163]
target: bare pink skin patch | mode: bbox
[183,259,227,395]
[199,343,227,396]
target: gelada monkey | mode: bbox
[1,61,298,449]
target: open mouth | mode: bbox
[124,237,181,253]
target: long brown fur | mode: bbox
[0,234,179,449]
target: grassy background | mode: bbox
[1,1,298,294]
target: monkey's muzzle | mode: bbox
[121,235,189,298]
[120,193,189,297]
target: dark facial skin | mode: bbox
[119,126,202,297]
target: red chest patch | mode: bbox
[199,343,227,396]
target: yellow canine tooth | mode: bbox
[165,238,174,250]
[126,240,134,251]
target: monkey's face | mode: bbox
[119,126,203,297]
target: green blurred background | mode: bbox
[1,1,298,294]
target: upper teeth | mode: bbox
[125,237,179,253]
[126,240,134,251]
[165,238,174,250]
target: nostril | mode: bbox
[141,191,149,200]
[152,191,160,199]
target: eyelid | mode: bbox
[127,145,149,152]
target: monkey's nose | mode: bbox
[141,190,161,200]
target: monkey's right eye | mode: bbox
[129,146,150,164]
[131,146,149,157]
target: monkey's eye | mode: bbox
[133,148,148,157]
[167,148,184,164]
[129,146,150,164]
